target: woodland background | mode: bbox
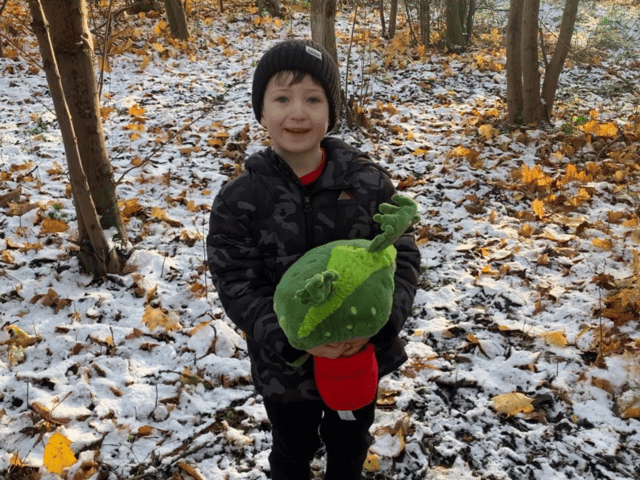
[1,0,640,479]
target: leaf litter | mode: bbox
[1,0,640,479]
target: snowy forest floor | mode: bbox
[1,0,640,479]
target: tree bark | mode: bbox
[164,0,189,39]
[506,0,523,123]
[466,0,476,41]
[541,0,580,118]
[379,0,386,37]
[520,0,543,124]
[28,0,119,275]
[506,0,580,125]
[388,0,398,39]
[39,0,127,248]
[310,0,337,62]
[446,0,466,47]
[419,0,430,46]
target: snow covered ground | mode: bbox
[1,0,640,479]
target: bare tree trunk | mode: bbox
[310,0,337,62]
[164,0,189,39]
[0,0,7,57]
[446,0,466,47]
[541,0,580,118]
[506,0,579,125]
[28,0,119,275]
[39,0,127,249]
[466,0,476,40]
[506,0,523,123]
[521,0,543,124]
[388,0,398,38]
[419,0,430,46]
[379,0,387,37]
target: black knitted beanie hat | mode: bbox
[252,39,341,132]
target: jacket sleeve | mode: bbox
[206,188,306,364]
[369,170,421,348]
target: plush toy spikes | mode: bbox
[295,270,339,305]
[367,194,420,253]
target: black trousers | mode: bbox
[263,399,376,480]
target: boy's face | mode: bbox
[260,72,330,164]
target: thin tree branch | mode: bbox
[0,30,43,68]
[98,0,116,99]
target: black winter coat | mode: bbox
[207,137,421,403]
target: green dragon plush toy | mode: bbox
[274,194,420,351]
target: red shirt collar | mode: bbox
[298,148,326,185]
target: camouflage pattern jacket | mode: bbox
[207,136,421,403]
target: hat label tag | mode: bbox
[338,410,357,421]
[305,45,323,61]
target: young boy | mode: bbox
[207,39,420,479]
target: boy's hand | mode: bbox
[306,337,369,359]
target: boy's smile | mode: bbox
[260,73,330,175]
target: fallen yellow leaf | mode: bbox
[177,462,206,480]
[478,124,498,140]
[592,238,613,250]
[491,392,534,416]
[3,325,40,348]
[142,306,181,332]
[540,331,568,347]
[129,104,145,118]
[582,120,618,138]
[151,207,181,227]
[44,432,76,475]
[154,20,168,35]
[189,321,211,337]
[41,218,68,234]
[100,106,115,120]
[121,198,143,218]
[137,425,154,436]
[532,199,545,220]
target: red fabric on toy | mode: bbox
[313,343,378,411]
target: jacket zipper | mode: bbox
[303,194,313,251]
[270,149,346,251]
[274,156,315,252]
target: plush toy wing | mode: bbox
[368,194,420,253]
